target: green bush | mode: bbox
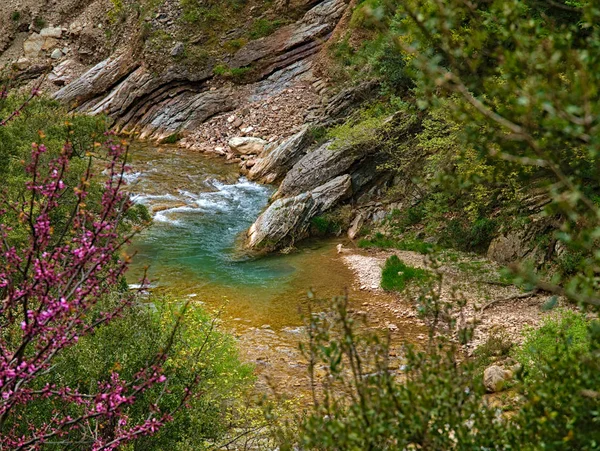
[514,310,591,383]
[287,299,600,451]
[381,255,431,291]
[16,296,255,450]
[441,217,498,253]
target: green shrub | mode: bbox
[381,255,431,291]
[19,296,255,450]
[11,10,20,21]
[441,217,498,253]
[213,64,230,76]
[514,310,591,383]
[472,330,514,374]
[311,216,334,234]
[33,16,46,29]
[289,299,600,451]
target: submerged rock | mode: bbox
[246,174,352,252]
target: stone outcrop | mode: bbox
[229,137,268,155]
[248,127,312,183]
[52,0,348,141]
[53,52,138,106]
[231,0,347,76]
[246,174,352,251]
[487,216,557,265]
[276,140,375,198]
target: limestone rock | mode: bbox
[276,140,374,198]
[170,42,185,57]
[50,49,63,59]
[13,58,30,71]
[40,27,62,38]
[41,37,59,51]
[486,218,556,265]
[48,59,78,86]
[248,126,312,183]
[348,213,365,240]
[483,365,512,393]
[53,52,138,105]
[228,137,268,155]
[246,175,353,251]
[23,33,44,58]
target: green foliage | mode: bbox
[311,216,334,235]
[161,132,182,144]
[381,255,431,291]
[472,330,514,374]
[223,38,246,53]
[248,18,286,40]
[514,310,592,383]
[288,297,600,450]
[311,206,353,236]
[440,217,498,254]
[33,16,46,29]
[0,96,115,245]
[11,10,20,21]
[17,296,255,450]
[307,125,328,144]
[213,64,252,81]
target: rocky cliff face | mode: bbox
[52,0,347,142]
[4,0,398,254]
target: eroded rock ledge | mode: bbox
[53,0,348,142]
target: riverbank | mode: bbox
[340,246,573,353]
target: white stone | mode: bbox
[50,49,63,59]
[228,137,267,155]
[483,365,511,393]
[23,33,44,58]
[40,27,62,38]
[13,57,30,71]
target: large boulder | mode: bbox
[228,137,268,155]
[248,127,312,183]
[483,365,513,393]
[246,174,352,251]
[487,217,557,265]
[276,140,374,198]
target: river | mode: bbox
[125,143,422,397]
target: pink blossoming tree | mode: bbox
[0,90,197,449]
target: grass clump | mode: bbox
[248,18,286,39]
[381,255,431,292]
